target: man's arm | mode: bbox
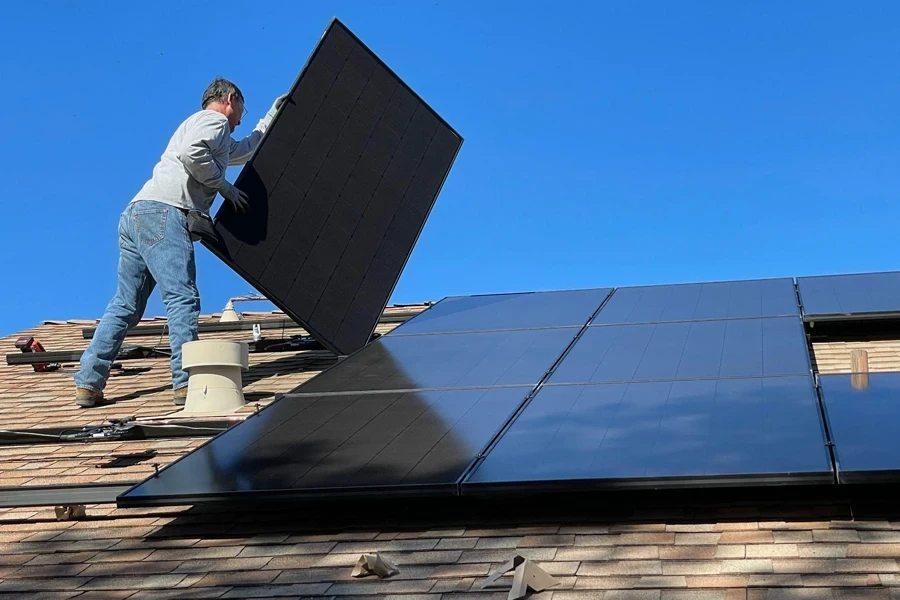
[227,115,272,166]
[176,113,233,192]
[176,113,244,206]
[228,94,290,166]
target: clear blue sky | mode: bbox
[2,2,898,336]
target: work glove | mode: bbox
[221,181,249,213]
[268,93,289,118]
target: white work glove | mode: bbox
[220,182,249,214]
[268,93,289,118]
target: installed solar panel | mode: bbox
[466,376,832,490]
[207,19,463,355]
[819,373,900,483]
[293,328,578,394]
[797,272,900,321]
[119,387,530,505]
[548,317,810,384]
[593,279,799,325]
[388,288,612,335]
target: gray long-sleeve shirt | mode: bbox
[131,110,272,213]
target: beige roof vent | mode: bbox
[219,300,243,322]
[178,340,249,416]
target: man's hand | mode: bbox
[221,183,249,213]
[268,93,289,118]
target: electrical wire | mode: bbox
[0,429,65,439]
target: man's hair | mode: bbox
[201,77,244,109]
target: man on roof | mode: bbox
[74,78,287,408]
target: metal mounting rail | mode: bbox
[81,310,423,339]
[0,484,134,508]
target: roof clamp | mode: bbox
[152,463,160,477]
[478,555,560,600]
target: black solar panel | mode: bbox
[118,387,531,505]
[206,19,463,355]
[819,373,900,483]
[293,328,578,394]
[548,317,810,384]
[593,279,798,325]
[797,272,900,321]
[466,376,832,490]
[389,288,612,335]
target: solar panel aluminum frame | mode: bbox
[203,17,463,356]
[462,471,834,496]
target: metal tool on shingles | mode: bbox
[14,337,60,372]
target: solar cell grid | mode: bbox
[819,372,900,483]
[466,376,832,489]
[593,278,799,326]
[798,272,900,320]
[548,317,810,385]
[119,387,532,505]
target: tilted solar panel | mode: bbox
[206,19,463,355]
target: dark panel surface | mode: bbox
[548,317,810,384]
[820,373,900,483]
[798,272,900,320]
[120,387,529,505]
[594,279,798,325]
[293,328,579,394]
[389,288,612,335]
[206,19,463,355]
[466,376,831,489]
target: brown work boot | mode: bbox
[173,387,188,406]
[75,388,104,408]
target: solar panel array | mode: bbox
[467,279,833,491]
[120,279,849,506]
[119,288,612,505]
[206,19,463,356]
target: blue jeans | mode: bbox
[75,201,200,393]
